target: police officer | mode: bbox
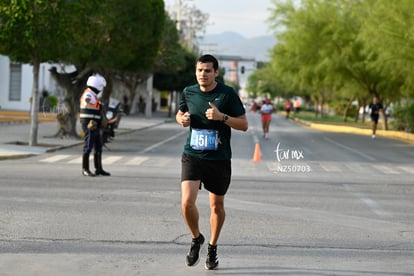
[80,74,110,177]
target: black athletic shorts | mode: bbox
[181,153,232,196]
[371,115,379,124]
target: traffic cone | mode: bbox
[252,143,261,162]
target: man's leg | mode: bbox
[181,180,201,238]
[82,125,95,177]
[205,192,225,270]
[264,120,270,139]
[208,192,225,246]
[182,180,205,266]
[262,120,266,137]
[371,116,378,138]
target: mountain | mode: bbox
[199,31,276,62]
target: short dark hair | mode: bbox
[196,54,219,71]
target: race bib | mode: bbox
[190,129,219,151]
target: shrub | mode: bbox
[392,102,414,133]
[331,100,357,120]
[47,95,58,109]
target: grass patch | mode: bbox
[289,111,372,129]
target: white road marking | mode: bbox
[324,137,376,161]
[320,163,342,172]
[125,156,149,166]
[344,163,366,173]
[102,156,123,164]
[139,131,185,153]
[397,166,414,174]
[375,164,399,174]
[343,184,389,217]
[40,154,71,163]
[68,157,82,164]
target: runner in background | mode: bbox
[260,98,274,139]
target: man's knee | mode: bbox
[209,196,225,213]
[182,199,196,210]
[181,185,198,211]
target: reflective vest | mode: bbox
[80,88,101,121]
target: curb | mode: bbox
[293,118,414,144]
[0,111,56,125]
[0,153,37,161]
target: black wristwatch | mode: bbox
[222,114,229,123]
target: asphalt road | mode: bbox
[0,113,413,276]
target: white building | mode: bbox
[0,55,62,111]
[213,55,256,101]
[0,55,158,114]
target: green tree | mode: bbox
[266,0,403,126]
[0,0,166,139]
[0,0,69,145]
[360,0,414,97]
[154,50,197,92]
[154,50,197,116]
[97,0,165,115]
[246,65,286,100]
[50,0,165,135]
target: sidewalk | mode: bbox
[0,110,173,160]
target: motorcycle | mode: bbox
[101,97,122,147]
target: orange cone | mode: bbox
[252,143,261,162]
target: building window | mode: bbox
[9,62,22,101]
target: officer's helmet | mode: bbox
[87,74,106,92]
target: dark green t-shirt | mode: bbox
[179,81,246,160]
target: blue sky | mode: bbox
[164,0,275,38]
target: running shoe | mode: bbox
[205,244,219,270]
[186,234,205,266]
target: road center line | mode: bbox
[324,137,376,161]
[139,131,186,153]
[343,184,389,217]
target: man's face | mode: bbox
[195,62,218,88]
